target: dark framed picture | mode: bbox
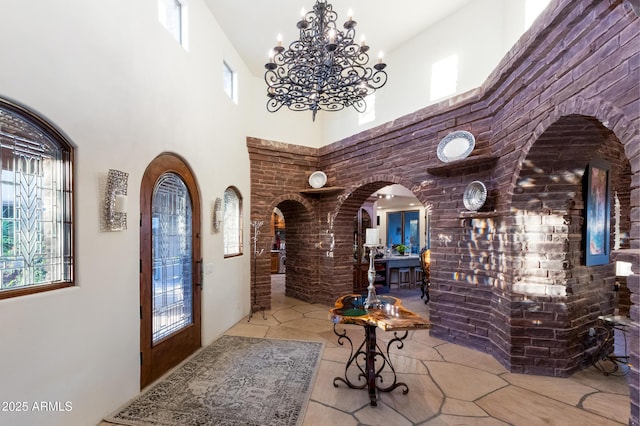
[584,158,611,266]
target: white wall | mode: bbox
[0,1,317,425]
[323,0,531,143]
[246,75,327,147]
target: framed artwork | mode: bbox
[584,158,611,266]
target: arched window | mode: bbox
[223,186,242,256]
[0,98,74,299]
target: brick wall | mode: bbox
[248,0,639,422]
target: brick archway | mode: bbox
[321,177,427,302]
[249,194,316,310]
[495,114,633,376]
[499,96,639,209]
[272,196,316,302]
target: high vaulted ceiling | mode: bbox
[204,0,473,77]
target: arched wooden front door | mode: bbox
[139,153,202,388]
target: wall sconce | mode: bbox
[212,197,222,232]
[104,169,128,231]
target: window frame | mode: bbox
[0,97,75,300]
[223,61,238,103]
[358,93,376,125]
[158,0,186,47]
[386,210,421,254]
[223,186,243,257]
[430,54,459,101]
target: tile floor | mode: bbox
[101,274,632,425]
[229,275,631,425]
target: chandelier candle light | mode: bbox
[364,228,381,309]
[265,0,388,121]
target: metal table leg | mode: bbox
[332,323,409,406]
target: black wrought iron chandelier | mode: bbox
[264,0,388,121]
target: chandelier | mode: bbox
[264,0,388,121]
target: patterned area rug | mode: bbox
[105,336,324,426]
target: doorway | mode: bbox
[270,208,286,275]
[139,153,202,388]
[352,184,429,294]
[353,207,372,292]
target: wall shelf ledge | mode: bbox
[300,187,345,196]
[427,154,498,176]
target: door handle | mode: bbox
[195,259,203,289]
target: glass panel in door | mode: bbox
[151,172,193,343]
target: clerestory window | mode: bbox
[158,0,188,47]
[430,54,459,101]
[0,98,74,299]
[223,61,237,103]
[358,93,376,125]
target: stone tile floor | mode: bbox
[228,275,631,425]
[101,274,632,425]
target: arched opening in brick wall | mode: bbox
[322,178,427,305]
[271,198,317,303]
[249,192,317,312]
[506,114,632,376]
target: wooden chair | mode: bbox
[419,248,431,303]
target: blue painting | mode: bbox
[585,159,610,266]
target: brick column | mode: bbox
[615,249,639,426]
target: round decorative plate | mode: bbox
[463,181,487,211]
[308,171,327,189]
[437,130,475,163]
